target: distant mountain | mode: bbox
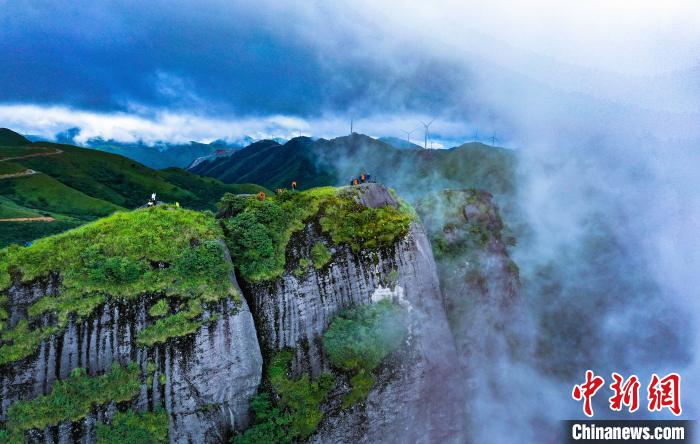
[378,136,423,150]
[191,133,516,200]
[0,134,266,247]
[0,128,31,146]
[85,138,245,169]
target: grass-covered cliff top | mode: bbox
[0,205,237,364]
[0,205,232,297]
[218,185,415,283]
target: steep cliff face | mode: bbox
[240,184,465,443]
[422,190,522,359]
[0,208,262,443]
[1,289,260,443]
[419,189,527,442]
[1,185,468,444]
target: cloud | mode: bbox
[0,104,473,147]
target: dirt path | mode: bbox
[0,169,37,180]
[0,148,63,162]
[0,216,55,222]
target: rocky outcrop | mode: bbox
[244,184,466,443]
[0,252,262,443]
[419,189,527,444]
[2,184,468,444]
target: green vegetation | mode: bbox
[3,363,141,437]
[220,186,412,282]
[319,196,411,253]
[0,138,267,248]
[0,320,57,365]
[0,206,236,364]
[343,371,375,408]
[192,138,338,191]
[148,299,170,317]
[192,133,516,199]
[0,129,31,147]
[236,301,408,441]
[0,172,123,219]
[310,242,331,269]
[0,162,26,175]
[418,189,504,261]
[323,300,407,407]
[96,408,169,444]
[231,393,292,444]
[159,168,268,209]
[137,300,209,346]
[219,187,337,282]
[233,350,335,443]
[293,258,311,278]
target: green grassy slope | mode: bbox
[0,128,30,146]
[0,173,123,218]
[0,131,265,247]
[0,196,44,219]
[191,134,516,198]
[192,138,338,190]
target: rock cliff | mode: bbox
[1,185,468,443]
[0,209,262,443]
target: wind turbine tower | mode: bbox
[421,119,435,149]
[402,127,418,145]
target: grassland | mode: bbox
[0,138,267,248]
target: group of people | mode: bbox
[350,172,372,186]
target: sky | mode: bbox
[4,0,697,146]
[3,1,700,441]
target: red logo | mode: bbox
[572,370,605,417]
[609,372,640,413]
[572,371,682,417]
[648,373,682,416]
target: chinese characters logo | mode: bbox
[572,371,681,417]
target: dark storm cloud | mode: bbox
[0,0,468,118]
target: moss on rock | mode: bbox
[96,408,169,444]
[4,363,142,437]
[0,206,238,365]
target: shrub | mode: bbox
[5,363,142,434]
[310,242,331,269]
[220,186,413,283]
[319,200,411,253]
[96,409,169,444]
[323,300,407,407]
[232,394,292,444]
[233,350,335,443]
[323,300,407,373]
[148,299,169,317]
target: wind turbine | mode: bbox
[402,127,418,145]
[421,119,435,149]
